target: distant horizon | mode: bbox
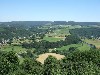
[0,21,100,22]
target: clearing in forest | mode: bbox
[36,53,65,64]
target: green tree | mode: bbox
[44,55,61,75]
[0,51,19,75]
[21,58,43,75]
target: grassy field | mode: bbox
[56,43,90,51]
[44,27,70,42]
[18,56,25,64]
[54,28,70,36]
[83,39,100,48]
[0,45,26,53]
[78,43,90,51]
[45,28,70,37]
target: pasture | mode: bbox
[56,43,90,51]
[84,39,100,48]
[0,45,26,53]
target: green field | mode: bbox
[83,39,100,48]
[0,45,35,53]
[0,45,26,53]
[44,27,70,42]
[45,28,70,37]
[56,43,90,51]
[18,56,25,64]
[54,28,70,36]
[78,43,90,51]
[44,25,82,42]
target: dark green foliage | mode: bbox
[70,27,100,39]
[65,35,81,44]
[0,50,100,75]
[69,47,77,51]
[44,55,61,75]
[21,58,43,75]
[0,51,19,75]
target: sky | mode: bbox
[0,0,100,22]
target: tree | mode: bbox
[69,47,77,52]
[44,55,61,75]
[21,58,43,75]
[0,51,19,75]
[65,35,81,45]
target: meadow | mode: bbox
[56,43,90,51]
[84,39,100,48]
[43,25,81,42]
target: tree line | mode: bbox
[70,27,100,39]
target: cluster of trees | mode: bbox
[0,49,100,75]
[22,35,81,54]
[0,21,52,27]
[70,27,100,39]
[0,27,30,40]
[0,51,19,75]
[0,26,48,44]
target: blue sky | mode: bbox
[0,0,100,22]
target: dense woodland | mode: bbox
[70,27,100,39]
[0,21,100,75]
[0,50,100,75]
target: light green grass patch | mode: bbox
[83,39,100,48]
[18,57,25,64]
[54,28,70,36]
[57,44,81,50]
[78,43,90,51]
[0,45,26,53]
[56,43,90,51]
